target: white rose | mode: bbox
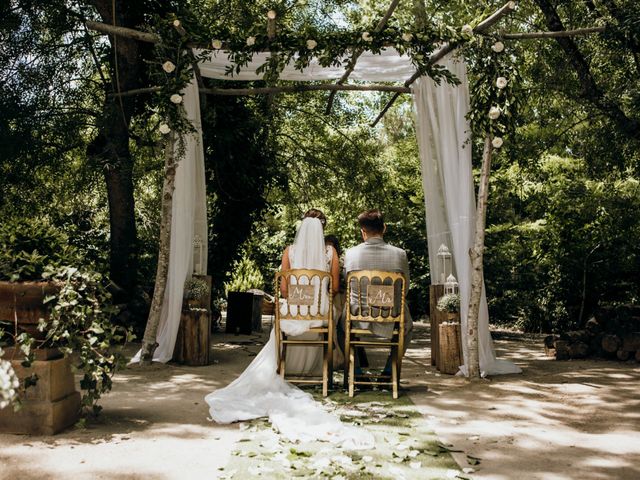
[211,39,223,50]
[402,32,413,42]
[362,32,373,42]
[496,77,508,89]
[267,10,277,20]
[170,94,182,104]
[306,39,317,50]
[172,20,181,28]
[246,36,256,46]
[461,24,473,36]
[491,41,505,53]
[159,124,171,135]
[492,136,503,148]
[488,106,501,120]
[162,61,176,73]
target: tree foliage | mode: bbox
[0,0,638,333]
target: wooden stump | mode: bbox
[438,321,463,375]
[0,352,80,435]
[602,334,621,354]
[554,339,570,360]
[621,332,640,352]
[173,310,211,366]
[429,284,445,367]
[616,349,630,361]
[568,341,589,359]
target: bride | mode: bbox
[205,209,372,448]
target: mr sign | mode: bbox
[367,285,395,307]
[288,284,315,306]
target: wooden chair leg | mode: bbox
[280,344,287,380]
[348,346,355,397]
[391,349,398,400]
[343,337,350,391]
[327,331,334,391]
[322,344,329,397]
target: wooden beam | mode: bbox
[109,83,412,98]
[109,86,161,97]
[200,84,412,96]
[370,1,517,127]
[325,0,401,115]
[500,26,605,39]
[85,20,160,44]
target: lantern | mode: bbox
[444,274,459,295]
[437,244,452,284]
[193,234,204,275]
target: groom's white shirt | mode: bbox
[343,237,413,340]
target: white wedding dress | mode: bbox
[205,218,373,449]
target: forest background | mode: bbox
[1,0,638,337]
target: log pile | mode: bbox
[544,305,640,361]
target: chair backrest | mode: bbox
[345,270,405,323]
[275,269,333,321]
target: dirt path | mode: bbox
[1,321,639,479]
[404,326,640,480]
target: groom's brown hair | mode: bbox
[358,209,384,234]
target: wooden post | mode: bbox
[438,318,463,375]
[173,310,211,366]
[140,131,178,364]
[466,136,494,379]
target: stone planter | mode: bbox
[0,281,80,434]
[0,349,81,434]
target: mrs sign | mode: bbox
[288,285,315,306]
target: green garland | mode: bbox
[467,36,523,149]
[144,11,522,152]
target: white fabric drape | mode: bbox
[195,48,416,82]
[413,55,521,376]
[140,50,416,363]
[144,48,520,374]
[131,78,208,363]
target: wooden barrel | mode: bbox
[0,281,59,340]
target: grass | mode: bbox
[218,389,463,479]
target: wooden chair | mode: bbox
[344,270,406,399]
[274,269,333,396]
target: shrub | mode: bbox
[224,256,264,295]
[0,217,80,281]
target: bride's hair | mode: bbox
[302,208,327,227]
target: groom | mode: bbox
[339,209,413,371]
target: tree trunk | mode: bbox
[87,0,151,301]
[412,0,428,30]
[466,136,494,379]
[140,132,178,364]
[87,110,137,298]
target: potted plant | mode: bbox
[0,217,131,433]
[184,277,209,309]
[437,293,461,322]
